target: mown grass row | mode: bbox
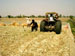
[67,19,75,36]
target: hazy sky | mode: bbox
[0,0,75,16]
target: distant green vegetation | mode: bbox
[0,14,75,18]
[5,15,45,18]
[67,18,75,36]
[69,15,74,19]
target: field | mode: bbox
[0,18,69,24]
[0,18,75,56]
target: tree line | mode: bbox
[0,14,75,19]
[0,15,45,18]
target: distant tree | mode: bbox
[42,16,45,18]
[8,15,14,18]
[16,15,22,18]
[0,15,1,20]
[8,15,11,18]
[38,15,45,18]
[0,15,2,18]
[22,15,27,18]
[30,15,36,18]
[59,14,62,18]
[38,15,42,18]
[63,15,66,18]
[69,15,73,19]
[66,16,69,18]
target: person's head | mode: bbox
[50,14,53,17]
[32,19,35,23]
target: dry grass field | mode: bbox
[0,18,69,24]
[0,18,75,56]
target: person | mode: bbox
[29,19,38,32]
[49,14,57,21]
[49,14,54,21]
[26,17,31,25]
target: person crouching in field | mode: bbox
[29,19,38,32]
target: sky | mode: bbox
[0,0,75,16]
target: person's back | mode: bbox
[30,19,38,32]
[49,14,54,21]
[32,21,38,27]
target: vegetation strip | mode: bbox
[70,19,75,26]
[68,19,75,38]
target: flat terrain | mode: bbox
[0,23,75,56]
[0,18,69,24]
[0,18,75,56]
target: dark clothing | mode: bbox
[30,22,38,27]
[30,21,38,32]
[32,26,37,32]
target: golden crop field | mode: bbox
[0,18,75,56]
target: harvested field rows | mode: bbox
[0,23,75,56]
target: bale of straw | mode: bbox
[21,23,28,27]
[0,23,6,26]
[9,22,20,26]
